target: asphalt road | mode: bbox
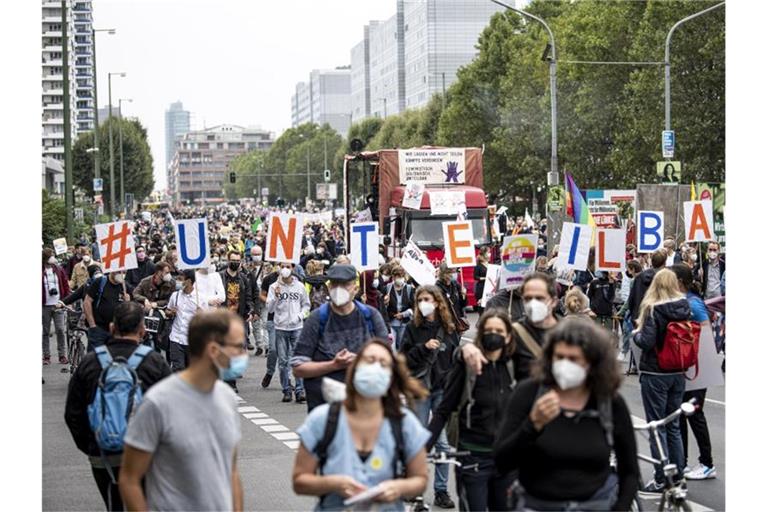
[43,313,725,511]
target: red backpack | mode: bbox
[657,320,701,378]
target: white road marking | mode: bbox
[705,398,725,406]
[251,418,280,426]
[261,424,290,433]
[237,406,261,413]
[272,432,300,441]
[284,440,301,450]
[235,396,302,451]
[243,412,269,419]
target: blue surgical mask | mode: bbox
[219,353,249,381]
[353,362,392,399]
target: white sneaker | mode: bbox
[683,465,692,475]
[687,464,717,480]
[617,352,626,362]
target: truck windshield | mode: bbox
[410,213,489,248]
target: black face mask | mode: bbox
[229,261,241,271]
[481,333,506,352]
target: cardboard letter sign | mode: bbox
[637,211,664,253]
[175,218,210,270]
[556,222,592,271]
[499,235,538,289]
[349,222,379,271]
[684,201,714,242]
[595,229,626,272]
[400,241,437,286]
[443,221,476,268]
[95,221,137,273]
[265,212,304,264]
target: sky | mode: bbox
[93,0,397,192]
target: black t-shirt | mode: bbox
[86,278,126,330]
[261,271,279,321]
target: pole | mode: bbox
[91,28,100,180]
[664,2,724,132]
[383,97,387,118]
[62,0,74,241]
[108,73,115,218]
[119,100,124,215]
[307,146,311,201]
[323,135,328,171]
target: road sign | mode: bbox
[261,187,269,197]
[662,130,675,158]
[97,204,104,216]
[74,208,84,221]
[656,161,681,183]
[93,178,103,192]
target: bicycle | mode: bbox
[408,451,469,512]
[62,304,87,375]
[143,306,168,352]
[634,398,697,512]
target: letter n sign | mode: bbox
[175,218,210,270]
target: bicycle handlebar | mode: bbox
[633,398,697,431]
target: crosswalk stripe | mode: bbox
[237,406,261,413]
[243,412,269,419]
[261,424,290,433]
[272,432,300,441]
[250,418,279,426]
[283,440,301,450]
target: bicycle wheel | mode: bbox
[630,495,643,512]
[672,500,692,512]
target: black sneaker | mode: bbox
[246,341,255,350]
[638,479,665,496]
[261,373,273,388]
[254,346,264,356]
[282,391,293,403]
[295,391,307,404]
[433,491,455,509]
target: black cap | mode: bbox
[327,264,357,283]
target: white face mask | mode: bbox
[162,273,172,282]
[394,277,405,287]
[330,286,351,307]
[708,251,718,260]
[381,275,390,283]
[280,267,292,279]
[418,301,436,317]
[524,298,550,324]
[112,273,125,284]
[82,256,91,264]
[47,256,57,265]
[552,359,588,390]
[372,279,380,288]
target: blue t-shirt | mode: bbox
[297,403,430,511]
[686,292,709,322]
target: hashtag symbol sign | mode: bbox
[100,222,133,270]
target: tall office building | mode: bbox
[165,101,191,169]
[290,69,352,136]
[348,0,505,121]
[42,0,95,165]
[167,125,274,204]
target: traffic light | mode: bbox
[323,169,331,182]
[229,172,236,183]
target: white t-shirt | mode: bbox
[44,267,60,306]
[168,286,208,345]
[195,270,225,306]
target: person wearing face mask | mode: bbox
[293,339,430,511]
[436,262,468,332]
[64,301,171,512]
[59,264,104,308]
[83,267,131,352]
[616,260,643,364]
[400,285,460,510]
[292,264,389,412]
[70,247,93,290]
[473,249,490,317]
[132,262,175,312]
[700,242,725,299]
[166,270,208,372]
[195,258,226,308]
[126,245,156,290]
[267,263,310,403]
[120,310,244,512]
[426,309,518,512]
[586,271,616,331]
[384,266,415,351]
[42,247,72,365]
[461,272,562,382]
[495,318,639,511]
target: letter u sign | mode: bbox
[174,218,210,270]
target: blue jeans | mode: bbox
[621,313,633,354]
[266,320,277,375]
[391,323,407,352]
[86,326,111,352]
[276,329,304,394]
[640,373,686,483]
[415,389,450,493]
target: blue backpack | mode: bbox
[87,344,152,455]
[316,300,375,338]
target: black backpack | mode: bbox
[314,402,407,477]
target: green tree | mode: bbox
[72,117,155,213]
[41,191,92,246]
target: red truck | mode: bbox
[343,146,492,306]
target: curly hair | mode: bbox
[532,317,622,399]
[412,285,455,333]
[344,338,428,417]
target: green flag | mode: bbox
[251,218,262,233]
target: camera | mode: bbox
[49,288,58,296]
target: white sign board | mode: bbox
[402,182,426,210]
[684,200,715,242]
[595,229,626,272]
[685,325,725,391]
[480,264,501,308]
[53,237,68,256]
[430,190,466,216]
[397,148,466,184]
[442,221,476,268]
[349,222,379,271]
[556,222,593,271]
[174,218,210,270]
[400,241,437,286]
[265,212,304,264]
[95,221,138,273]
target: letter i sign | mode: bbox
[95,221,138,272]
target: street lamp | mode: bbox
[91,28,116,181]
[107,71,126,218]
[299,133,311,201]
[490,0,558,186]
[378,97,388,118]
[118,98,132,214]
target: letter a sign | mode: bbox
[174,218,210,270]
[266,212,304,264]
[684,201,715,242]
